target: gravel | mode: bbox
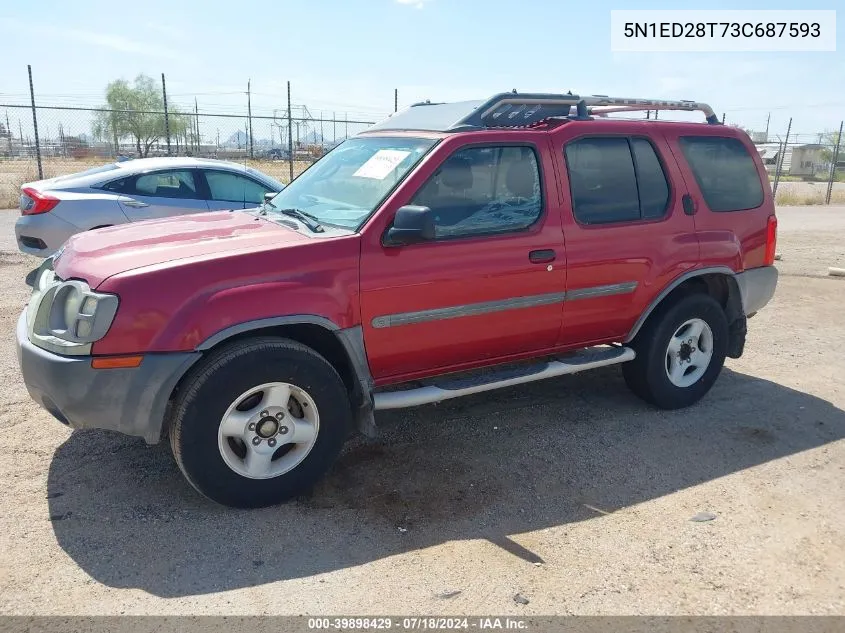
[0,207,843,616]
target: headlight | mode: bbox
[28,276,119,355]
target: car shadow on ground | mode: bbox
[47,366,845,597]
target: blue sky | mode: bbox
[0,0,842,137]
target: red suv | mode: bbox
[16,93,778,508]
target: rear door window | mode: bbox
[132,170,199,199]
[678,136,764,212]
[564,137,670,224]
[631,138,670,219]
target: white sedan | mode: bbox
[15,156,286,257]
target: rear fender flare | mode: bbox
[625,267,740,343]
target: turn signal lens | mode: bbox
[91,355,143,369]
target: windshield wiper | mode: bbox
[268,206,324,233]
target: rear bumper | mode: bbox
[15,213,80,257]
[15,311,200,444]
[735,265,778,316]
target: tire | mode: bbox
[169,336,351,508]
[623,293,728,410]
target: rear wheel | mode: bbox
[169,337,351,508]
[623,293,728,409]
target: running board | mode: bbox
[373,345,636,411]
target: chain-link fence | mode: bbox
[1,67,392,206]
[0,103,380,207]
[1,66,843,208]
[763,121,845,206]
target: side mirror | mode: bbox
[264,192,277,203]
[385,205,435,246]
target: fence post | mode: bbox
[247,79,254,159]
[287,81,294,182]
[162,73,171,155]
[194,98,200,155]
[825,120,843,205]
[27,65,43,180]
[772,117,792,199]
[333,111,336,144]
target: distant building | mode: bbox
[789,144,826,177]
[755,143,781,166]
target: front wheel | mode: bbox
[169,337,351,508]
[623,293,728,409]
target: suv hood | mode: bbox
[53,211,310,287]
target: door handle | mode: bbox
[123,199,149,208]
[682,194,696,216]
[529,249,556,264]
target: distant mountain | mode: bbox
[223,129,338,149]
[225,131,249,147]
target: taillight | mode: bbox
[20,187,59,215]
[764,214,778,266]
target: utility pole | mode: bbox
[247,79,254,159]
[765,112,771,141]
[394,88,398,113]
[27,64,42,179]
[194,98,200,153]
[162,73,171,155]
[287,81,294,181]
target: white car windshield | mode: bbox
[265,136,436,229]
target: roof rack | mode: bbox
[365,91,720,133]
[452,92,720,129]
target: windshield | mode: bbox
[265,136,436,229]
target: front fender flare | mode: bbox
[196,316,377,438]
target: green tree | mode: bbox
[93,74,182,157]
[820,129,843,167]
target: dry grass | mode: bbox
[0,157,313,208]
[3,157,845,210]
[775,185,845,206]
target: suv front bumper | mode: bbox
[15,311,200,444]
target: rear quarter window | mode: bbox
[679,136,764,212]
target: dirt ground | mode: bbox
[0,206,843,616]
